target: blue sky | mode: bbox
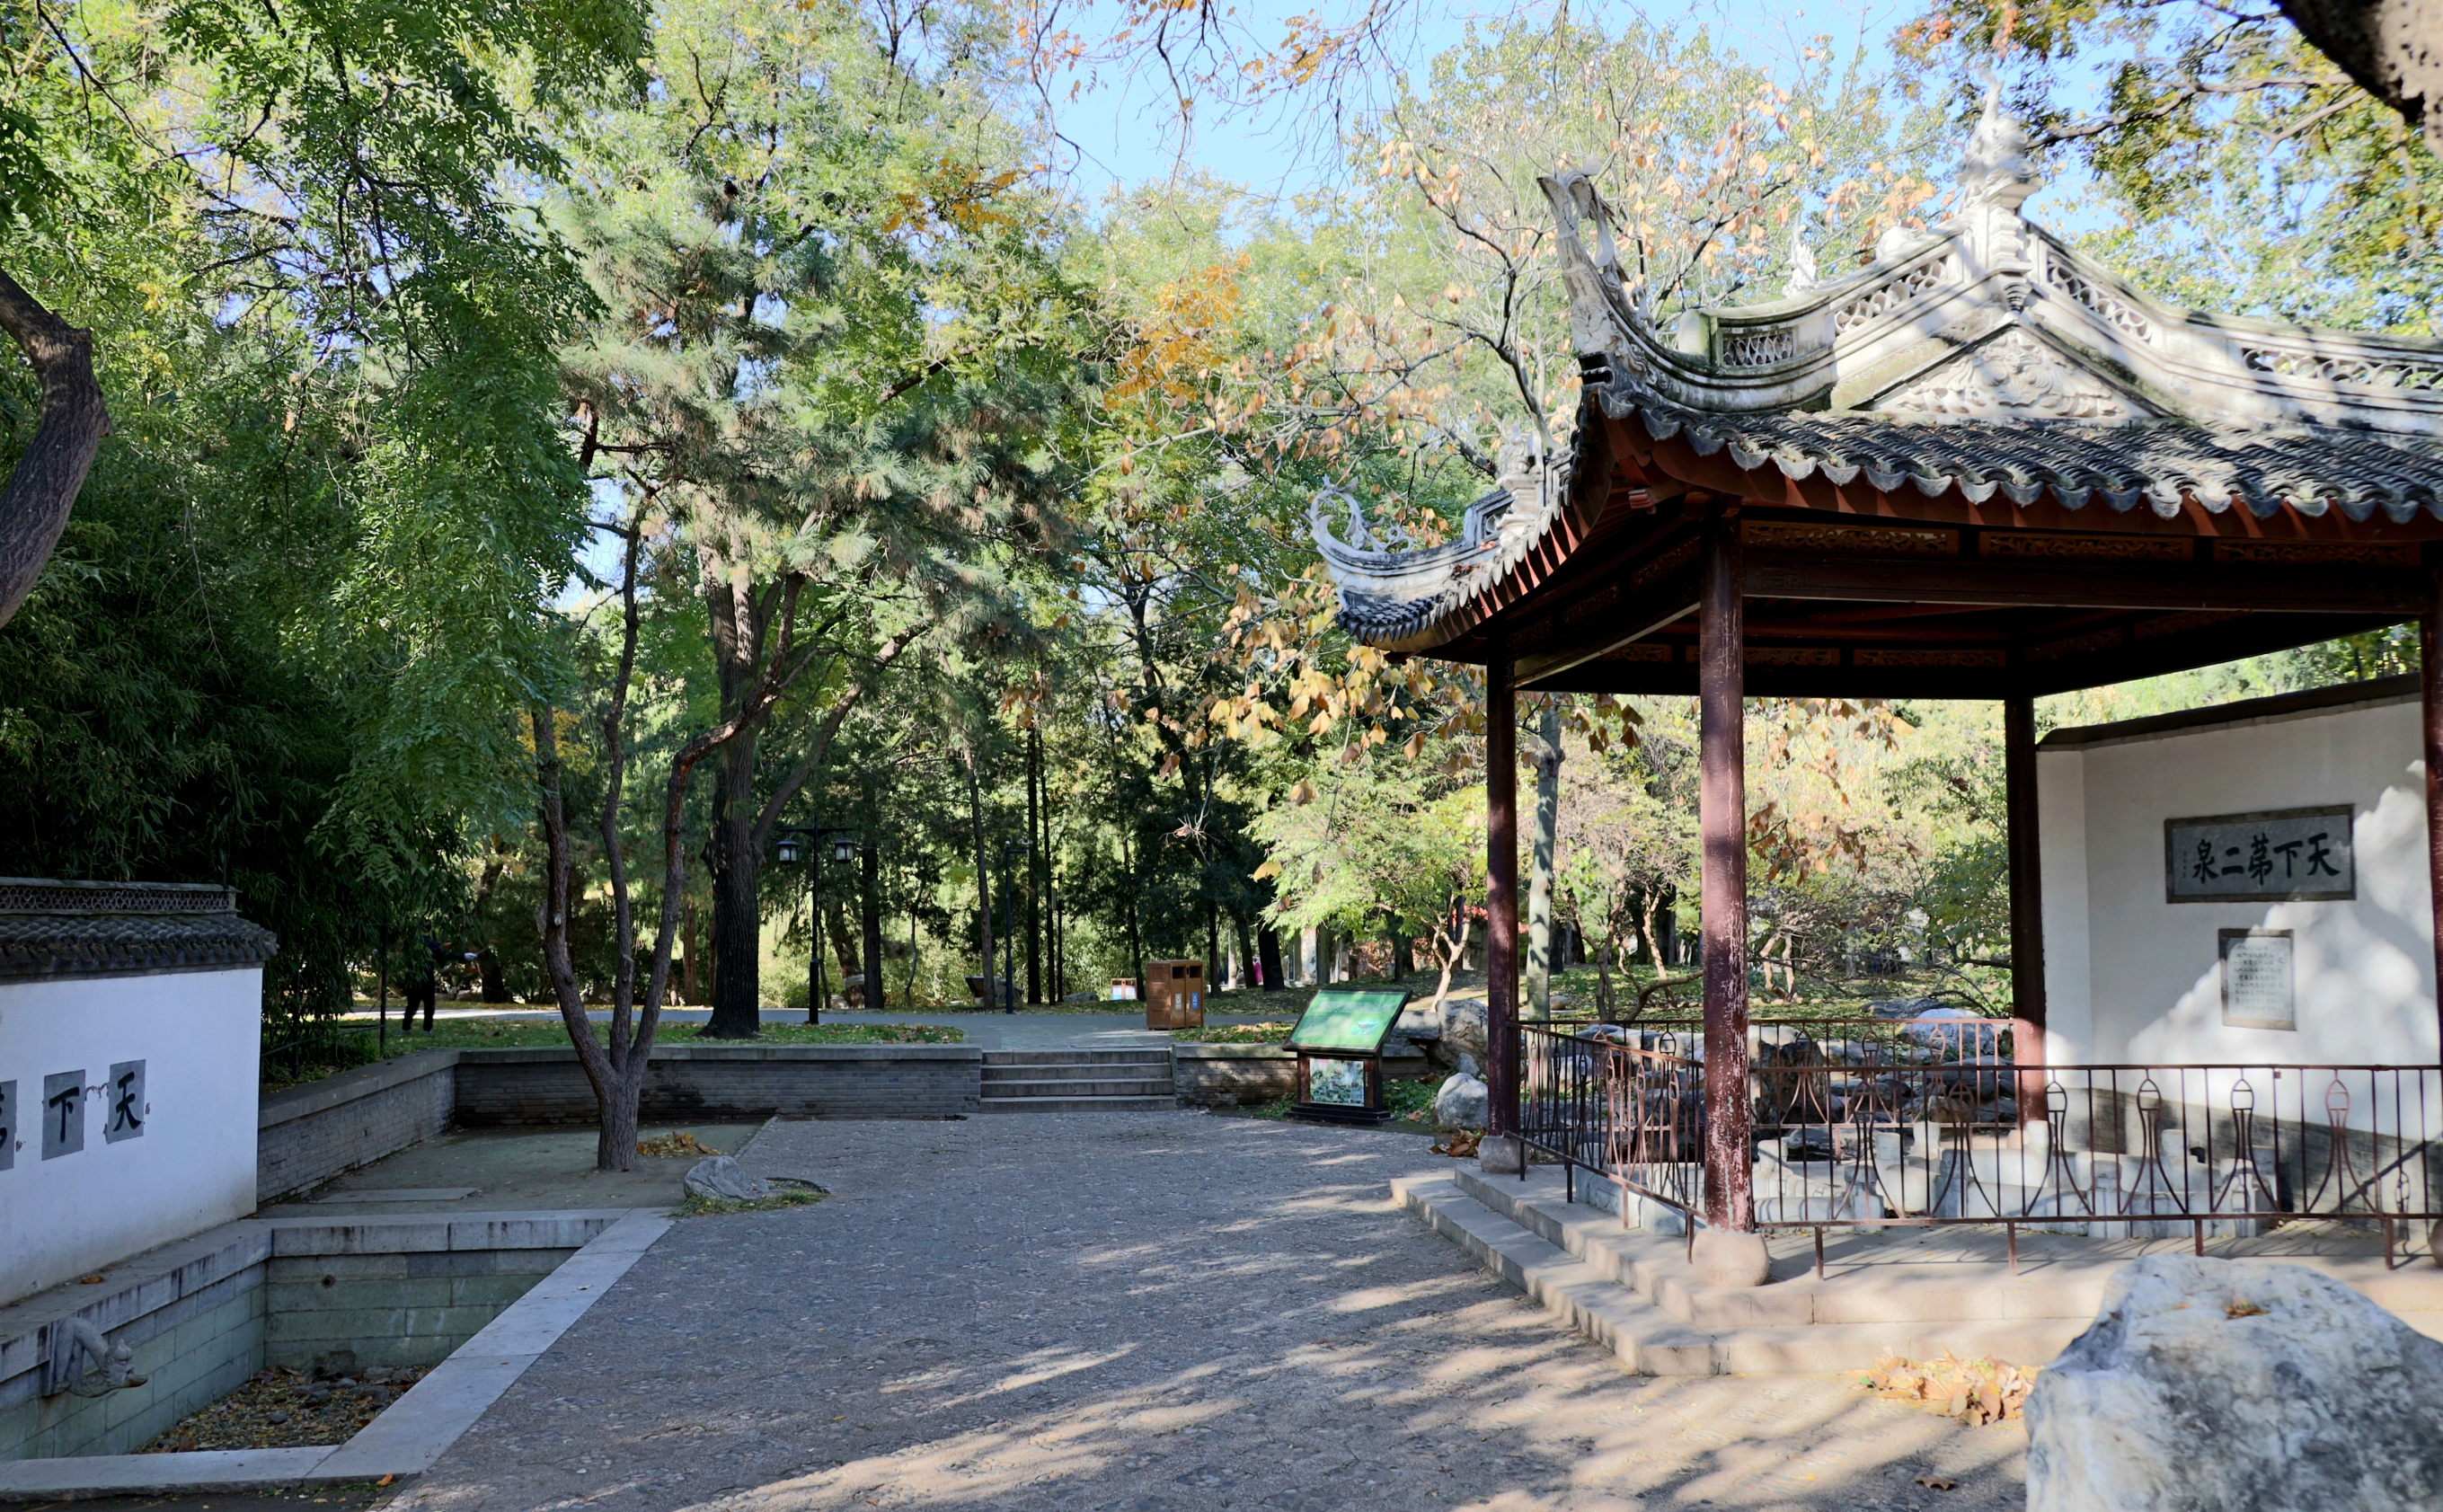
[1048,0,1918,202]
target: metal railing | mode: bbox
[1518,1019,2443,1266]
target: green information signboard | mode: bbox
[1287,988,1410,1124]
[1287,989,1409,1053]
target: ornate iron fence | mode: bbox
[1517,1019,2443,1266]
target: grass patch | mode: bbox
[1222,1075,1443,1129]
[676,1189,829,1217]
[1386,1076,1440,1125]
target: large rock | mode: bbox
[1433,1073,1488,1131]
[683,1156,774,1202]
[1440,995,1488,1056]
[2026,1255,2443,1511]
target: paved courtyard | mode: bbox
[392,1113,2025,1512]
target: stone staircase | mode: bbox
[978,1049,1177,1113]
[1394,1163,2443,1376]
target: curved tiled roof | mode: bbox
[0,879,278,980]
[1595,372,2443,524]
[1313,429,1587,649]
[1314,100,2443,656]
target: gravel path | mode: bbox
[391,1114,2025,1512]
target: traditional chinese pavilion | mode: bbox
[1311,100,2443,1260]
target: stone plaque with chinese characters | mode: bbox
[2164,806,2354,904]
[2220,929,2295,1030]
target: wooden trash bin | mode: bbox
[1144,959,1205,1030]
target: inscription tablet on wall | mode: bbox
[2220,929,2296,1030]
[2164,805,2354,904]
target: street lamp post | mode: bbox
[775,826,861,1025]
[998,837,1031,1014]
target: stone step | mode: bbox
[1400,1166,2443,1375]
[978,1077,1176,1098]
[1398,1172,2091,1375]
[1400,1173,1718,1375]
[976,1095,1180,1114]
[980,1050,1174,1066]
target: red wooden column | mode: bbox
[2004,691,2048,1123]
[2422,571,2443,1059]
[1697,508,1753,1233]
[1486,642,1519,1142]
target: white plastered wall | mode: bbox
[0,968,261,1306]
[2037,694,2437,1068]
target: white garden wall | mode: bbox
[0,968,262,1306]
[2037,679,2438,1070]
[0,880,274,1308]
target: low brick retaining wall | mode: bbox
[1173,1044,1436,1108]
[450,1045,981,1127]
[258,1046,983,1201]
[258,1052,459,1207]
[1173,1045,1295,1108]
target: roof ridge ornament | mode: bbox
[1783,212,1821,298]
[1536,171,1657,389]
[1953,73,2040,213]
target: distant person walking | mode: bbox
[406,929,442,1030]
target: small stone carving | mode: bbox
[1879,328,2146,420]
[1954,78,2039,212]
[2026,1255,2443,1510]
[1782,217,1819,297]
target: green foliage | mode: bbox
[1896,0,2441,332]
[0,0,642,1036]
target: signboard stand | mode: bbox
[1286,988,1410,1126]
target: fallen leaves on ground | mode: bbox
[1430,1129,1483,1158]
[638,1131,721,1158]
[1854,1351,2037,1427]
[140,1365,429,1451]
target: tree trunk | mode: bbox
[1205,902,1221,993]
[1527,707,1562,1015]
[825,893,859,1000]
[861,799,884,1012]
[472,843,512,1003]
[2271,0,2443,152]
[700,568,774,1039]
[1258,926,1284,993]
[1123,827,1144,997]
[703,725,763,1036]
[0,270,110,632]
[1025,727,1041,1004]
[966,745,995,1005]
[1233,911,1254,993]
[683,894,699,1005]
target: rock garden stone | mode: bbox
[2026,1253,2443,1511]
[1434,1073,1489,1132]
[1441,995,1489,1057]
[684,1155,775,1202]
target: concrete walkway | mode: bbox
[386,1114,2023,1512]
